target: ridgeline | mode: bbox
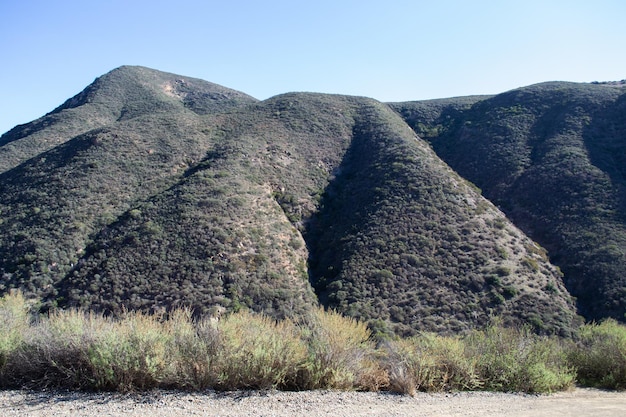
[1,66,624,335]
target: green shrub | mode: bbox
[568,319,626,389]
[5,308,178,391]
[3,309,101,389]
[0,291,30,373]
[86,311,171,391]
[465,323,574,393]
[160,309,220,390]
[0,295,605,394]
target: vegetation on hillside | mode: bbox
[0,67,259,311]
[0,66,256,174]
[0,66,622,338]
[52,92,362,318]
[393,82,626,323]
[308,101,575,336]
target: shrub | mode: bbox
[465,323,574,393]
[385,334,480,395]
[298,307,383,390]
[212,310,307,390]
[568,319,626,389]
[4,308,177,391]
[0,291,30,373]
[3,309,102,389]
[160,309,220,390]
[0,294,608,394]
[86,311,171,391]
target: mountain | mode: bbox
[392,80,626,322]
[0,66,256,297]
[0,66,257,174]
[4,66,619,337]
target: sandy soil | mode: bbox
[1,388,625,416]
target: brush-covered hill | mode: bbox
[0,66,257,174]
[0,66,582,336]
[392,81,626,323]
[0,66,257,294]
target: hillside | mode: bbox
[0,66,595,336]
[0,66,256,174]
[306,100,574,336]
[392,81,626,322]
[0,66,257,298]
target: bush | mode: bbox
[211,310,307,390]
[1,306,208,391]
[0,291,619,394]
[568,319,626,389]
[3,309,102,389]
[465,323,575,393]
[0,291,29,373]
[160,309,220,390]
[86,311,172,391]
[298,307,385,390]
[385,334,480,395]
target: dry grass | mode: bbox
[297,307,381,390]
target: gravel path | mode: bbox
[1,388,625,416]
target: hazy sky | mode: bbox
[1,0,624,134]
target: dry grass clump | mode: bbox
[157,308,220,389]
[0,294,384,392]
[211,310,307,390]
[0,291,29,370]
[464,323,575,393]
[2,308,174,391]
[384,322,574,395]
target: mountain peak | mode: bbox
[54,65,258,117]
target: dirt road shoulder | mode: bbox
[1,387,625,416]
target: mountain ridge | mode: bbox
[392,80,626,322]
[2,66,624,335]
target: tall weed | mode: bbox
[212,310,307,390]
[2,292,623,394]
[160,309,220,389]
[0,292,30,374]
[3,309,102,389]
[87,311,171,391]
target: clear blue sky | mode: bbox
[1,0,625,134]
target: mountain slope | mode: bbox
[392,81,626,322]
[53,93,360,319]
[0,66,256,298]
[307,99,574,336]
[0,67,581,336]
[0,66,257,174]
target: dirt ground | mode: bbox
[1,387,625,416]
